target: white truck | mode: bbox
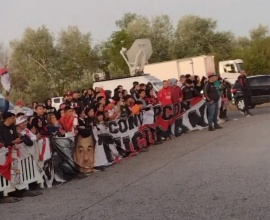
[143,55,244,84]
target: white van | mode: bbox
[51,97,64,110]
[93,74,163,94]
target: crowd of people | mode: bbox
[0,70,253,203]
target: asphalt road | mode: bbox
[1,106,270,220]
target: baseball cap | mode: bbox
[15,116,27,125]
[207,72,217,78]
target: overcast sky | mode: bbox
[0,0,269,45]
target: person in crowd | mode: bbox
[219,78,231,121]
[238,70,253,116]
[72,91,83,111]
[178,75,186,88]
[200,76,207,92]
[31,104,47,135]
[87,88,96,106]
[59,106,75,133]
[44,98,57,115]
[130,81,139,96]
[46,113,65,136]
[145,88,158,106]
[131,82,140,100]
[204,73,223,131]
[169,78,183,104]
[123,95,134,114]
[95,103,105,117]
[122,89,128,97]
[16,115,41,142]
[105,99,119,121]
[32,101,38,116]
[80,89,90,107]
[214,76,224,123]
[137,89,147,108]
[139,83,146,90]
[14,100,24,116]
[158,80,173,105]
[194,75,202,92]
[182,79,201,110]
[84,106,96,128]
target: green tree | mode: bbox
[174,15,234,60]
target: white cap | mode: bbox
[15,116,27,126]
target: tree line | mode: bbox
[0,13,270,103]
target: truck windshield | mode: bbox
[236,63,243,73]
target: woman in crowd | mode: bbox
[145,88,158,106]
[46,113,65,136]
[44,98,57,115]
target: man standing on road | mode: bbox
[204,73,223,131]
[238,70,253,117]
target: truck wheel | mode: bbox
[236,98,245,111]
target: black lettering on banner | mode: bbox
[143,127,155,145]
[113,137,127,156]
[173,102,181,116]
[162,105,173,121]
[128,115,135,130]
[118,119,128,133]
[153,105,162,122]
[97,134,114,162]
[131,131,146,151]
[188,110,201,128]
[109,121,118,134]
[174,117,189,137]
[198,103,208,127]
[123,136,131,152]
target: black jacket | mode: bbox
[204,81,219,102]
[0,123,19,147]
[238,75,251,95]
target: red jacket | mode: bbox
[170,86,183,103]
[158,87,173,105]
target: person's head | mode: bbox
[85,107,95,118]
[124,95,135,106]
[122,89,128,96]
[96,112,104,122]
[194,75,200,85]
[185,74,191,79]
[88,88,95,97]
[35,104,45,116]
[45,98,52,107]
[95,87,101,93]
[139,83,146,90]
[186,79,194,87]
[64,106,73,117]
[32,101,38,109]
[97,96,106,105]
[208,73,218,83]
[240,70,247,76]
[47,113,58,125]
[117,85,123,92]
[138,89,146,98]
[15,116,27,130]
[74,131,94,173]
[73,91,80,99]
[146,88,154,98]
[66,91,73,101]
[96,103,104,112]
[16,100,24,108]
[133,81,139,88]
[2,112,16,126]
[163,80,169,88]
[180,75,186,84]
[82,89,88,96]
[135,84,140,91]
[170,78,178,87]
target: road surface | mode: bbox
[1,107,270,220]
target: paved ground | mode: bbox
[1,107,270,220]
